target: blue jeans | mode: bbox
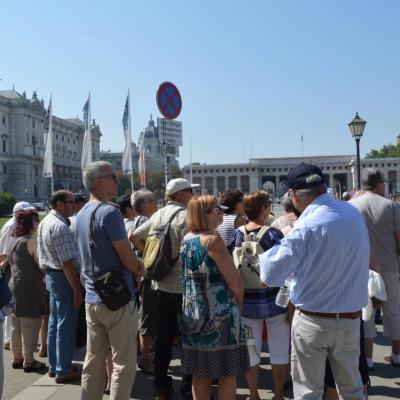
[46,271,79,377]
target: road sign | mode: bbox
[156,82,182,120]
[157,118,182,147]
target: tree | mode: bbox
[0,192,16,216]
[365,143,400,158]
[117,172,140,197]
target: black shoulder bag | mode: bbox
[90,203,132,311]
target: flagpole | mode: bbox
[128,90,134,193]
[189,134,193,183]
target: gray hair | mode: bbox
[294,183,327,200]
[131,189,155,214]
[83,161,112,192]
[362,168,384,191]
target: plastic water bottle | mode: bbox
[275,279,290,308]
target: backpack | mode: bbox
[142,207,183,281]
[232,226,269,289]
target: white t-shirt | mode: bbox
[0,217,16,256]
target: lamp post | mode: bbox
[348,113,366,190]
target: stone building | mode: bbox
[100,115,180,178]
[0,89,101,201]
[183,155,400,197]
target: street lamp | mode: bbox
[348,113,366,189]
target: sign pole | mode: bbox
[163,118,168,188]
[189,135,193,183]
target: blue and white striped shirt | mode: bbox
[260,193,369,313]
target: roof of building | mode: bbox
[64,118,84,126]
[0,89,24,100]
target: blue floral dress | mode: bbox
[180,233,249,378]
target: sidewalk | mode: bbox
[9,324,400,400]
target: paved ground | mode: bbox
[4,324,400,399]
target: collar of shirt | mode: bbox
[166,200,185,208]
[50,209,70,226]
[296,193,334,222]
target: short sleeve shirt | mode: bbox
[75,202,135,304]
[37,210,80,271]
[350,193,400,273]
[134,201,186,294]
[0,217,16,256]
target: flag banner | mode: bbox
[43,96,53,178]
[81,94,92,171]
[122,92,132,174]
[139,135,146,187]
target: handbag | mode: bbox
[243,324,261,367]
[89,203,132,311]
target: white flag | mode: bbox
[81,93,92,171]
[122,91,132,174]
[43,95,53,178]
[139,135,146,187]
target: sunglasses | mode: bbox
[207,207,224,215]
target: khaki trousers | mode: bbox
[81,301,138,400]
[10,315,41,354]
[291,310,364,400]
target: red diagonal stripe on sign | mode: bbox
[161,89,178,113]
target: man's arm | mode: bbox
[128,218,152,252]
[112,238,143,286]
[62,259,82,309]
[259,231,304,287]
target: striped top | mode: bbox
[216,214,238,245]
[260,193,369,313]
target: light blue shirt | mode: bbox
[260,193,369,313]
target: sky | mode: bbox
[1,0,400,167]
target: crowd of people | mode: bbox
[0,159,399,400]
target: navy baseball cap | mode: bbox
[287,163,324,190]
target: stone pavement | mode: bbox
[5,324,400,400]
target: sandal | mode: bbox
[12,359,24,369]
[384,354,400,366]
[23,360,47,373]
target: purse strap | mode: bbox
[7,236,26,259]
[89,202,106,279]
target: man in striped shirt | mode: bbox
[260,163,369,400]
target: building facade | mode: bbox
[100,115,181,179]
[183,155,400,197]
[0,89,101,201]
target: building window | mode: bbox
[67,137,70,143]
[62,136,64,142]
[3,164,6,174]
[27,133,29,143]
[222,169,225,173]
[56,134,58,140]
[73,139,75,145]
[2,117,5,126]
[32,121,35,128]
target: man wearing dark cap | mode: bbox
[260,163,370,399]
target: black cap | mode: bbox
[287,163,324,190]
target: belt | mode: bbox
[297,308,361,319]
[46,268,63,273]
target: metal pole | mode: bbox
[189,135,193,183]
[163,118,168,188]
[356,138,361,190]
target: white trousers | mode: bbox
[291,310,364,400]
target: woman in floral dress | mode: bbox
[180,195,249,400]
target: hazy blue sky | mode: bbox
[1,1,400,167]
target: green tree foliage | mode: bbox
[365,143,400,158]
[117,172,140,197]
[0,192,16,216]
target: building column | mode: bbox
[225,176,229,191]
[237,176,242,191]
[274,175,279,196]
[329,174,334,189]
[213,176,218,195]
[201,176,205,194]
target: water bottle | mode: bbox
[275,279,290,308]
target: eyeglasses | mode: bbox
[207,207,223,215]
